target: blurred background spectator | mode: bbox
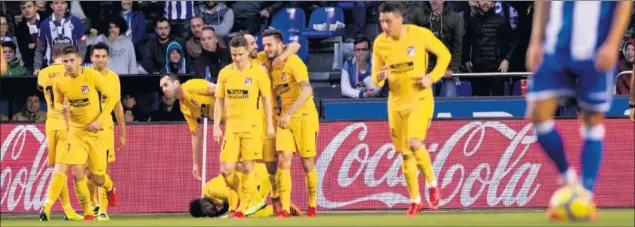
[1,41,27,76]
[185,16,205,59]
[230,2,283,35]
[15,1,40,72]
[143,18,186,74]
[340,37,379,98]
[150,94,184,122]
[11,93,45,121]
[93,15,137,74]
[118,0,146,61]
[193,27,229,81]
[197,1,233,38]
[163,41,188,74]
[164,1,196,40]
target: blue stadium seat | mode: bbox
[336,2,355,9]
[511,80,522,96]
[504,81,510,96]
[303,7,345,39]
[256,35,264,52]
[270,8,306,33]
[284,32,309,63]
[456,81,473,97]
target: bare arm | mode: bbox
[284,81,313,116]
[191,129,201,167]
[604,1,633,48]
[207,83,217,96]
[114,101,126,138]
[529,1,550,46]
[213,97,224,129]
[263,97,274,128]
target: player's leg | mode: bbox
[573,64,615,198]
[275,127,296,218]
[235,131,264,218]
[261,123,280,212]
[41,130,73,221]
[84,134,117,221]
[293,114,319,216]
[407,104,439,210]
[389,110,420,216]
[55,130,83,221]
[219,132,242,217]
[97,126,115,220]
[526,55,577,186]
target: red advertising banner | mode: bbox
[1,119,633,214]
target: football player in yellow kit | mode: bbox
[188,163,303,218]
[38,44,84,221]
[43,45,120,221]
[85,42,126,221]
[372,2,451,215]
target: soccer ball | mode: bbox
[547,184,596,221]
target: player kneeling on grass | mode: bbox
[189,163,303,218]
[212,34,276,219]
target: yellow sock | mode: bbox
[268,174,279,199]
[414,147,437,186]
[305,169,317,207]
[87,180,98,205]
[402,157,420,203]
[238,170,255,213]
[99,187,108,213]
[256,175,272,203]
[101,174,114,192]
[74,177,94,216]
[44,171,66,213]
[59,181,76,214]
[276,168,292,212]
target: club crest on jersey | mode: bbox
[407,46,415,57]
[281,73,287,81]
[245,77,252,86]
[81,85,89,94]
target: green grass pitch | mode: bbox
[2,209,633,226]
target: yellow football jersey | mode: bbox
[270,55,317,117]
[372,25,451,111]
[37,63,66,130]
[53,67,119,132]
[180,79,216,133]
[96,68,121,127]
[252,52,279,119]
[216,64,271,132]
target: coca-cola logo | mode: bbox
[1,125,52,212]
[316,121,541,209]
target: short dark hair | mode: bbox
[91,42,110,56]
[229,34,249,48]
[156,18,170,28]
[161,74,179,82]
[189,199,206,218]
[61,44,79,55]
[20,1,34,7]
[1,42,16,52]
[261,29,283,42]
[107,15,129,35]
[190,16,203,24]
[354,37,370,47]
[52,44,70,58]
[379,2,405,16]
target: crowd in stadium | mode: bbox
[0,1,633,122]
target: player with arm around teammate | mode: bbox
[371,2,451,216]
[159,75,217,181]
[86,42,127,221]
[525,1,632,221]
[44,45,120,221]
[38,44,83,221]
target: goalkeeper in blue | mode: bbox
[525,1,632,221]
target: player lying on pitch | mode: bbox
[189,163,302,218]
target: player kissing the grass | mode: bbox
[372,2,451,216]
[189,163,303,218]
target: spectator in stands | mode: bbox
[185,16,206,59]
[11,94,45,122]
[33,0,86,76]
[143,18,186,74]
[164,1,197,40]
[506,1,532,73]
[418,0,464,97]
[617,39,634,95]
[230,2,284,35]
[0,115,7,121]
[15,1,41,72]
[150,94,184,122]
[95,16,137,75]
[193,27,229,81]
[163,42,188,74]
[120,0,146,61]
[340,37,379,98]
[1,42,27,76]
[351,2,378,39]
[122,94,149,122]
[0,14,19,60]
[197,1,234,38]
[462,0,515,96]
[35,1,52,20]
